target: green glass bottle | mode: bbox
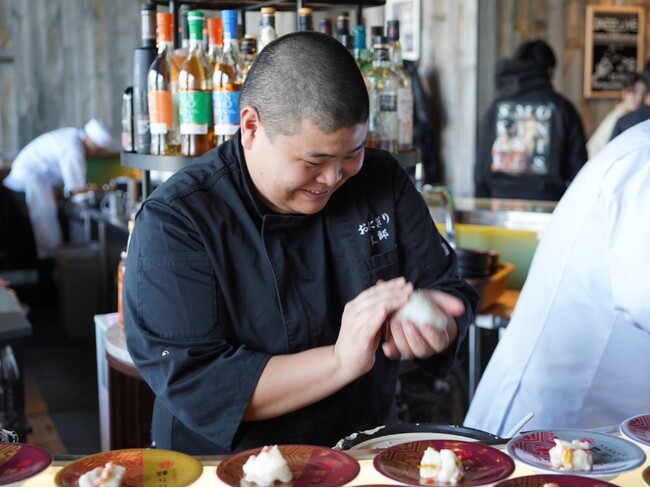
[178,10,214,156]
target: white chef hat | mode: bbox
[84,118,113,149]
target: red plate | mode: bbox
[216,444,360,486]
[0,443,52,485]
[372,439,515,486]
[620,413,650,447]
[495,473,618,487]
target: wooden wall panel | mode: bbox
[0,0,142,156]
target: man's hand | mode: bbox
[334,277,413,380]
[382,290,465,360]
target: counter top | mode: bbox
[19,442,650,486]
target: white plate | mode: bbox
[506,429,646,480]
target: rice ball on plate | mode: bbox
[242,445,293,486]
[394,291,447,330]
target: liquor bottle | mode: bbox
[336,11,354,50]
[172,5,191,69]
[148,12,180,155]
[298,8,314,32]
[387,20,414,152]
[353,25,373,77]
[206,17,223,67]
[241,35,257,80]
[121,86,134,152]
[132,2,157,154]
[336,11,350,37]
[212,9,242,146]
[178,10,214,156]
[258,7,277,53]
[319,18,333,36]
[366,35,399,153]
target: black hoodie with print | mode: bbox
[475,58,587,201]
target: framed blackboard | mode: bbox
[584,6,645,98]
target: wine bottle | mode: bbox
[366,35,399,153]
[387,20,414,152]
[133,2,157,154]
[178,10,214,156]
[258,7,277,53]
[241,35,258,81]
[212,9,242,146]
[148,12,180,155]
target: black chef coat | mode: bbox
[124,132,478,454]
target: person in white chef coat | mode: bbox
[464,117,650,436]
[2,118,113,263]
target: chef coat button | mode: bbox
[162,350,169,356]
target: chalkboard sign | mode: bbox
[584,6,645,98]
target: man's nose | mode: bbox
[318,162,343,186]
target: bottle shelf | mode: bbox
[121,148,420,172]
[150,0,385,10]
[121,152,197,172]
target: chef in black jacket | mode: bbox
[124,32,478,455]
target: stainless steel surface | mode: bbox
[425,196,556,233]
[422,185,457,248]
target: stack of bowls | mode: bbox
[456,248,500,278]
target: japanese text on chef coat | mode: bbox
[358,213,391,245]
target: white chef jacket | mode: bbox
[464,119,650,437]
[3,128,87,258]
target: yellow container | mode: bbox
[438,223,540,289]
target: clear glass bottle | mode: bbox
[148,12,181,155]
[206,17,223,68]
[178,10,215,156]
[258,7,277,53]
[121,86,134,152]
[387,20,414,152]
[366,35,399,153]
[212,9,242,146]
[298,7,314,32]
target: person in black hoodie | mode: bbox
[475,39,587,201]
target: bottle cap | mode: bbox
[221,9,238,38]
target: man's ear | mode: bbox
[240,106,261,149]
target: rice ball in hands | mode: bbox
[394,291,448,330]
